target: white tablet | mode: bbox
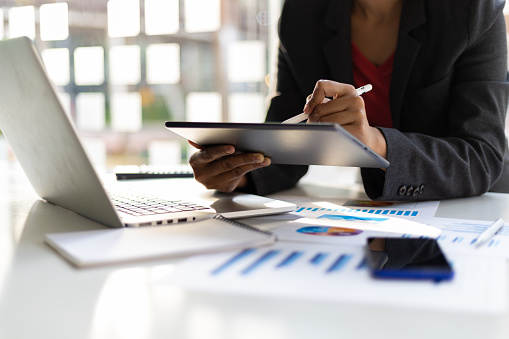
[165,122,389,168]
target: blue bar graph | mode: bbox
[209,247,365,278]
[326,254,353,273]
[241,250,281,275]
[276,251,304,268]
[357,257,368,269]
[294,205,420,218]
[310,252,329,266]
[211,248,256,275]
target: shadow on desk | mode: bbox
[276,182,367,200]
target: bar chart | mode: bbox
[161,241,506,313]
[209,245,362,277]
[295,206,418,217]
[418,217,509,256]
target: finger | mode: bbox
[309,95,364,122]
[188,140,204,149]
[206,158,271,190]
[304,80,357,114]
[204,153,268,178]
[313,107,362,125]
[189,145,235,166]
[306,94,330,105]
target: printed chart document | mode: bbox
[342,200,439,218]
[265,198,440,219]
[266,206,441,247]
[159,241,506,314]
[413,217,509,258]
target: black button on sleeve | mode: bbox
[398,185,407,195]
[406,186,414,196]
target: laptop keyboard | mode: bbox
[108,190,209,217]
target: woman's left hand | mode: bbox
[303,80,387,159]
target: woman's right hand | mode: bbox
[188,141,271,192]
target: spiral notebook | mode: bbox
[45,215,276,268]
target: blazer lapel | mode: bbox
[323,0,354,85]
[321,0,426,128]
[390,0,426,128]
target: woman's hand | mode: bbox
[188,141,271,192]
[303,80,387,159]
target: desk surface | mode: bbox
[0,163,508,339]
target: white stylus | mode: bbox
[474,218,506,247]
[281,84,373,124]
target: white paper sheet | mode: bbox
[412,217,509,258]
[285,207,441,237]
[342,199,440,218]
[265,197,439,219]
[159,242,507,314]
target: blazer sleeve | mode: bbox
[362,1,509,201]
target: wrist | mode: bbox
[371,127,387,160]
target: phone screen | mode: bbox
[365,237,454,281]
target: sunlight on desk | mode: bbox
[89,267,153,339]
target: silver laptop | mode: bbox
[0,37,296,228]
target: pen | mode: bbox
[474,217,505,247]
[281,84,373,124]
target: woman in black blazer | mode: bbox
[189,0,509,201]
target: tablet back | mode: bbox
[165,122,389,168]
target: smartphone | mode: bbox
[365,237,454,281]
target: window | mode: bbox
[0,0,283,167]
[8,6,35,39]
[40,3,69,41]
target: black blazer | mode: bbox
[246,0,509,200]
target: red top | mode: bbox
[351,43,394,128]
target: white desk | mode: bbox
[0,163,508,339]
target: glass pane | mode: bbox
[228,40,266,82]
[148,140,182,165]
[81,138,107,169]
[146,43,180,84]
[111,92,142,132]
[57,92,71,117]
[228,93,266,123]
[184,0,221,33]
[186,92,222,122]
[41,48,70,86]
[76,93,106,132]
[145,0,179,35]
[0,9,4,40]
[107,0,140,38]
[40,3,69,41]
[74,46,105,86]
[8,6,35,39]
[109,45,141,85]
